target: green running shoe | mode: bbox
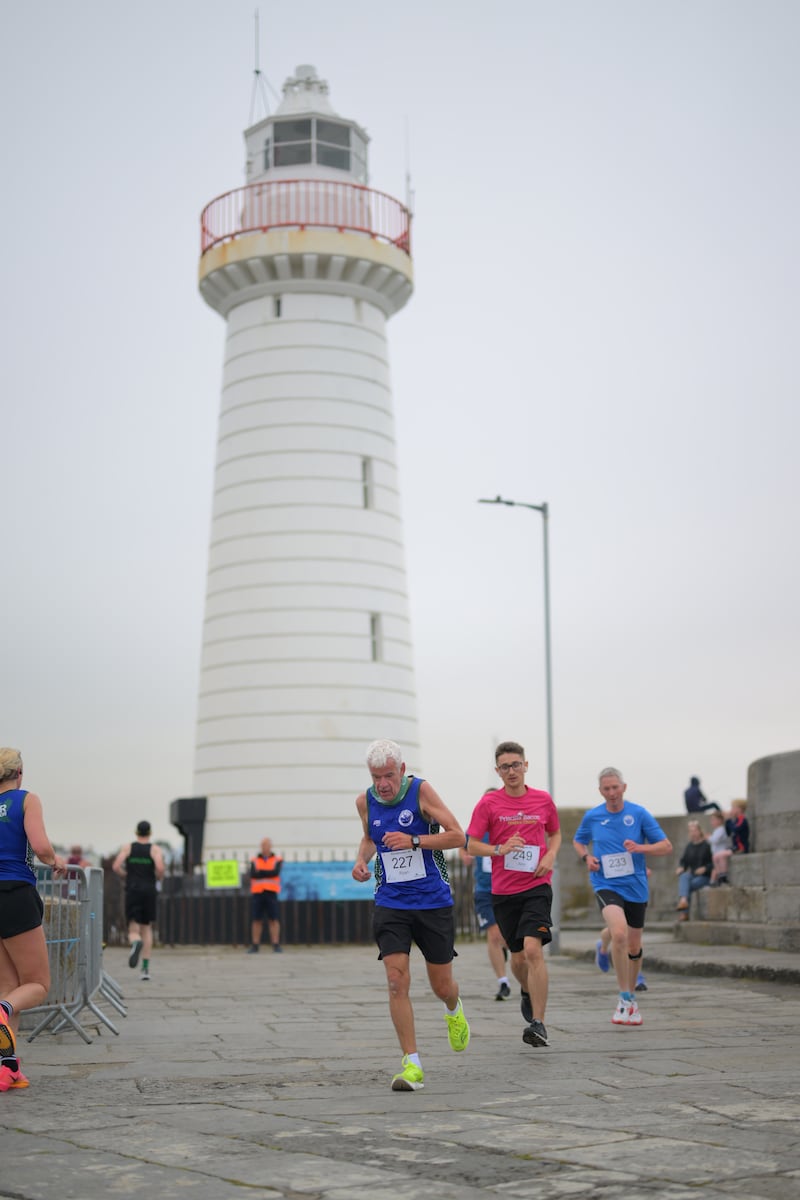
[391,1055,424,1091]
[444,999,470,1052]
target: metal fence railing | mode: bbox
[101,852,482,949]
[21,867,126,1044]
[200,178,412,256]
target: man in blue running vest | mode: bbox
[352,739,470,1092]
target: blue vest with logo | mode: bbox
[367,776,452,910]
[0,789,37,885]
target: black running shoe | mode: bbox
[522,1019,548,1047]
[128,940,143,969]
[520,989,533,1023]
[495,982,511,1001]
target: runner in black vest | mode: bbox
[112,820,165,981]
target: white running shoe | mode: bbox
[626,999,643,1025]
[612,998,631,1025]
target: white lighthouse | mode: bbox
[191,65,419,859]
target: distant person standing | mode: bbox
[247,838,283,954]
[0,748,67,1091]
[684,776,721,814]
[112,821,165,981]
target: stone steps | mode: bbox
[674,917,800,953]
[696,880,799,924]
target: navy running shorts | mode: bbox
[474,893,497,932]
[250,891,280,923]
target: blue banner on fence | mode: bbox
[280,861,371,902]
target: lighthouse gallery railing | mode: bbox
[200,179,411,256]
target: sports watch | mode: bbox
[411,835,421,849]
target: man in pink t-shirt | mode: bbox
[466,741,561,1048]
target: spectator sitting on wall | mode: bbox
[684,777,722,815]
[708,811,733,885]
[725,800,750,856]
[675,819,713,920]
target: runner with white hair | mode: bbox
[352,739,469,1092]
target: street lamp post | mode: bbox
[478,495,560,954]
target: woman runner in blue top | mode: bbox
[0,748,67,1090]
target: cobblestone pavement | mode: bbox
[5,934,799,1200]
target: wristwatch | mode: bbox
[411,835,421,849]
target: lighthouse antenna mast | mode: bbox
[249,8,280,125]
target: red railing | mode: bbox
[200,179,411,257]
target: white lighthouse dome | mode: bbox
[244,64,369,186]
[275,65,336,115]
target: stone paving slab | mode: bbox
[4,938,800,1200]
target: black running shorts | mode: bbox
[373,904,456,964]
[125,884,157,926]
[491,885,553,951]
[0,881,44,939]
[595,888,647,929]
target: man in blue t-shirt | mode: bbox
[573,768,672,1027]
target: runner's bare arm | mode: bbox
[382,781,464,851]
[352,793,376,881]
[534,827,562,877]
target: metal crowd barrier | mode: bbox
[21,866,127,1044]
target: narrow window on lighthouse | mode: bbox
[273,296,282,318]
[361,457,374,508]
[370,613,383,662]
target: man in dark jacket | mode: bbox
[684,776,721,814]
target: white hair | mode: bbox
[598,766,624,784]
[366,739,403,769]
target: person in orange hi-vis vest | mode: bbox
[247,837,283,954]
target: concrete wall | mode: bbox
[747,747,800,852]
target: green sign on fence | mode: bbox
[205,860,241,889]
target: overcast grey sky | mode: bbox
[2,0,798,856]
